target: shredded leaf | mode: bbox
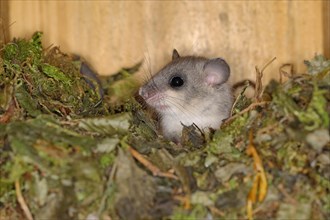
[1,33,329,220]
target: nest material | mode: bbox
[0,32,329,220]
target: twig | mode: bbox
[247,199,254,220]
[279,63,294,83]
[173,195,191,209]
[223,101,270,126]
[247,132,267,202]
[15,179,34,220]
[128,146,178,180]
[261,57,277,74]
[246,131,268,220]
[230,80,251,116]
[254,57,276,102]
[208,205,225,217]
[0,99,16,124]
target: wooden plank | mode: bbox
[7,1,325,83]
[324,0,330,59]
[0,0,9,45]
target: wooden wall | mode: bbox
[0,0,9,45]
[2,1,329,83]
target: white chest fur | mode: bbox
[160,103,227,140]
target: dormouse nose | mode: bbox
[139,87,150,100]
[139,86,156,100]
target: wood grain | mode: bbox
[323,0,330,59]
[7,1,325,83]
[0,0,9,45]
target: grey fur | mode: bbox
[139,53,233,142]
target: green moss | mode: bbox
[1,33,330,220]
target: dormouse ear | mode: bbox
[172,49,180,60]
[203,58,230,87]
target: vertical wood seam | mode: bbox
[323,0,330,59]
[0,0,10,44]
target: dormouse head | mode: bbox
[139,49,231,114]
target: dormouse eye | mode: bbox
[169,76,184,88]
